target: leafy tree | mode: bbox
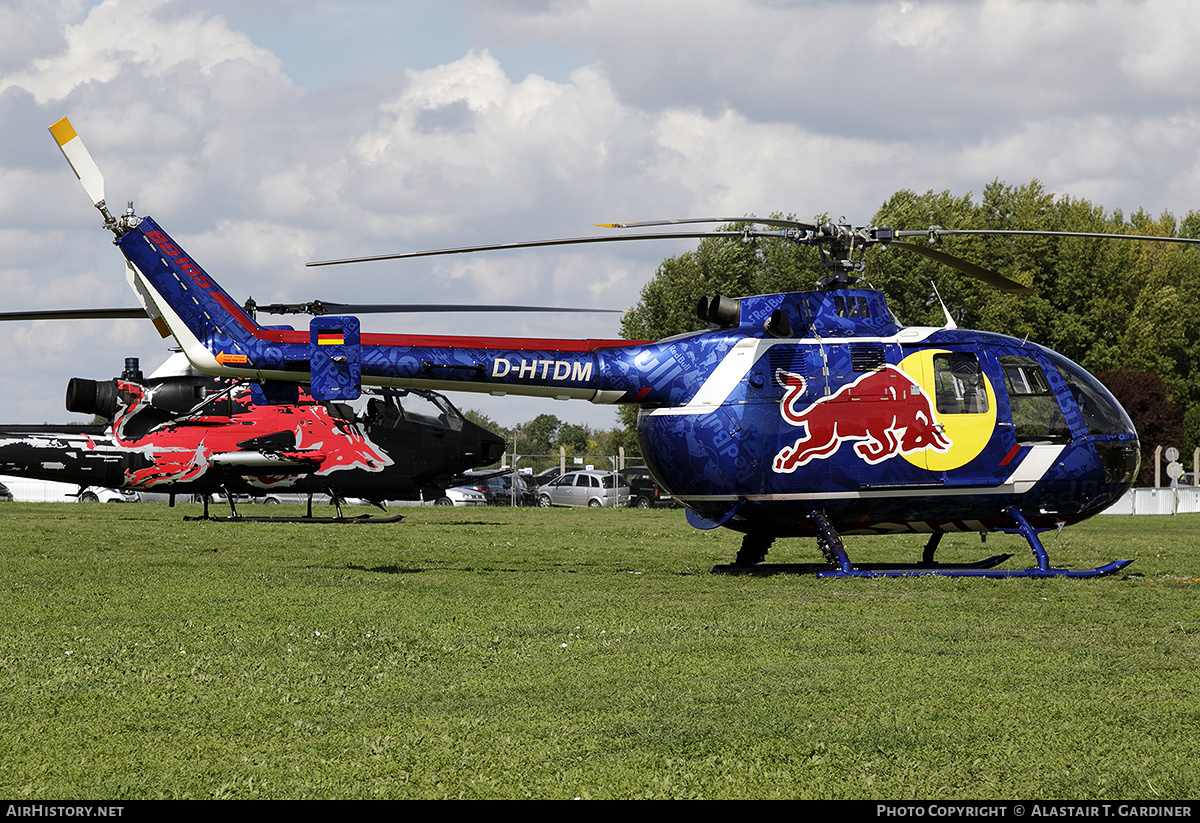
[555,422,590,454]
[589,425,641,462]
[518,413,562,456]
[1182,406,1200,459]
[1096,370,1183,485]
[462,408,502,435]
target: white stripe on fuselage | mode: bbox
[674,445,1066,504]
[1003,444,1065,493]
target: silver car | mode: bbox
[537,470,630,508]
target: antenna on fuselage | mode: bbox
[930,281,957,330]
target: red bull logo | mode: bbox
[110,383,393,488]
[772,366,952,473]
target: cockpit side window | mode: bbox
[1000,356,1071,444]
[352,389,465,432]
[932,353,989,415]
[398,391,464,432]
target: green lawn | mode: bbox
[0,502,1196,799]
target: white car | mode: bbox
[78,487,139,503]
[434,485,488,506]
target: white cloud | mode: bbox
[0,0,82,75]
[2,0,284,105]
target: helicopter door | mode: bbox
[820,341,905,486]
[989,354,1077,492]
[898,350,997,482]
[997,355,1072,446]
[568,473,591,507]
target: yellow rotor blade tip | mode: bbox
[49,117,77,147]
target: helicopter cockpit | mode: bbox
[326,388,466,434]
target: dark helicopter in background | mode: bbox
[0,351,506,520]
[50,116,1200,572]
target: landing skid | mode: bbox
[712,507,1133,578]
[183,490,403,524]
[713,554,1014,576]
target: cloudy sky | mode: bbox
[2,0,1199,432]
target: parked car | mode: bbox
[537,470,630,508]
[459,470,537,506]
[0,481,12,502]
[253,493,335,506]
[619,467,676,508]
[433,485,488,506]
[531,466,564,486]
[78,487,139,503]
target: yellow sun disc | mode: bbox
[899,350,997,472]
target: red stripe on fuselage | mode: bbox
[241,326,642,352]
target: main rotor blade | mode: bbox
[255,301,626,316]
[0,307,147,322]
[596,217,820,231]
[49,118,105,208]
[306,231,745,267]
[899,228,1200,246]
[887,242,1033,294]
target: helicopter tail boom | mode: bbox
[115,218,270,380]
[116,218,654,403]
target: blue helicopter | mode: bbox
[51,116,1199,577]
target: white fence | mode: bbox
[1100,487,1200,515]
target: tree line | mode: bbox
[462,410,640,472]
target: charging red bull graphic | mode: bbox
[772,366,952,472]
[110,382,391,488]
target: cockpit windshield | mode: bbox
[1039,348,1137,438]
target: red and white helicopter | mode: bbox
[0,351,506,520]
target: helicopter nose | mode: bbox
[1093,437,1140,487]
[480,434,506,465]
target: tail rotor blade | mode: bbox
[49,118,105,208]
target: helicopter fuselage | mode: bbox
[111,216,1138,536]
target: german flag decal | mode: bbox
[317,330,345,346]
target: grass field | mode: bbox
[0,502,1197,799]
